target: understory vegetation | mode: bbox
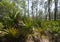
[0,0,60,42]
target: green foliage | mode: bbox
[0,0,60,42]
[6,27,20,38]
[41,21,60,34]
[0,22,4,29]
[0,0,21,28]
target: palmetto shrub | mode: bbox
[0,23,4,29]
[6,27,20,38]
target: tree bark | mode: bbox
[48,0,51,20]
[54,0,58,20]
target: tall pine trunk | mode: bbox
[54,0,58,20]
[28,0,29,17]
[32,0,34,19]
[48,0,51,20]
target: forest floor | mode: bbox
[26,32,50,42]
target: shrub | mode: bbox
[41,21,60,34]
[0,22,4,29]
[6,27,20,38]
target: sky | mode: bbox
[10,0,60,15]
[10,0,60,12]
[26,0,60,12]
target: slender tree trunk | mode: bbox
[32,0,34,19]
[24,1,26,17]
[28,0,29,17]
[36,8,37,19]
[54,0,58,20]
[48,0,51,20]
[24,6,26,17]
[36,0,38,20]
